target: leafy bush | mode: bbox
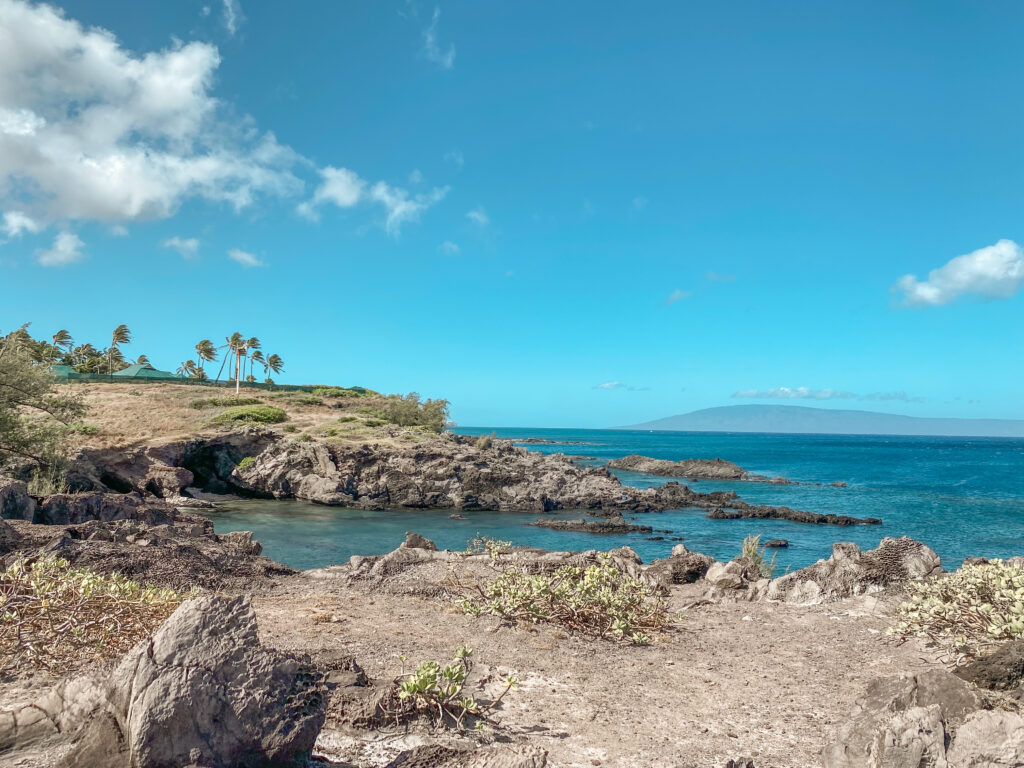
[237,456,256,470]
[0,556,195,674]
[461,554,671,644]
[889,560,1024,662]
[377,646,516,730]
[740,534,777,578]
[464,534,513,559]
[312,386,374,398]
[281,424,299,433]
[296,433,313,442]
[191,396,263,409]
[337,416,357,423]
[363,419,386,427]
[211,405,287,424]
[287,395,323,407]
[70,422,100,435]
[382,392,450,433]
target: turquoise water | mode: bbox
[201,428,1024,572]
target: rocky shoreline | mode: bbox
[606,454,848,487]
[41,428,879,525]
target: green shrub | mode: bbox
[363,419,386,427]
[889,561,1024,661]
[211,405,287,425]
[312,386,375,398]
[461,554,672,644]
[296,433,313,442]
[474,432,496,450]
[281,424,299,433]
[378,646,516,730]
[0,556,196,674]
[237,456,256,471]
[337,416,357,423]
[191,396,263,409]
[287,395,323,407]
[465,534,513,559]
[740,534,777,578]
[70,422,100,435]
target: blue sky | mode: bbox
[1,0,1023,427]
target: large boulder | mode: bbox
[823,670,981,768]
[33,492,177,526]
[946,710,1024,767]
[0,476,35,521]
[59,594,326,768]
[0,518,20,553]
[766,537,942,605]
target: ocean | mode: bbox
[201,428,1024,572]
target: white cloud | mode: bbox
[733,387,858,400]
[369,181,448,236]
[423,7,455,69]
[593,381,623,390]
[109,223,129,237]
[0,0,302,230]
[227,247,261,267]
[296,166,366,220]
[439,240,460,255]
[2,210,43,237]
[632,196,648,210]
[162,236,199,259]
[444,149,464,168]
[466,206,489,226]
[894,239,1024,307]
[37,231,83,266]
[409,168,423,184]
[222,0,243,35]
[665,289,690,305]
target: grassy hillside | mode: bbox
[65,382,448,449]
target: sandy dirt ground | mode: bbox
[251,572,942,768]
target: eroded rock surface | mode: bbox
[0,477,34,521]
[766,537,942,605]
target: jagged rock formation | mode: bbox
[707,505,881,526]
[61,430,877,523]
[823,669,1024,768]
[607,455,750,480]
[0,477,34,521]
[644,543,716,587]
[954,639,1024,698]
[765,537,942,605]
[0,595,328,768]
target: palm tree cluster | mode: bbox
[1,324,145,374]
[183,332,284,392]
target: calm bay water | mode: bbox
[201,428,1024,572]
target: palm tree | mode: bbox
[244,337,261,382]
[108,324,131,374]
[250,350,264,382]
[176,360,198,378]
[263,353,284,384]
[195,340,216,375]
[52,330,72,355]
[135,354,150,365]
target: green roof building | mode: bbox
[112,363,180,379]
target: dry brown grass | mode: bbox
[63,382,443,450]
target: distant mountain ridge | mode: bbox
[619,405,1024,438]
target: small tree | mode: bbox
[0,328,86,471]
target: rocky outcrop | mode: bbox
[65,430,863,523]
[0,518,20,553]
[0,476,34,521]
[707,505,880,526]
[645,543,715,586]
[32,491,177,526]
[19,595,327,768]
[607,455,749,480]
[529,514,653,534]
[765,538,942,605]
[823,669,1024,768]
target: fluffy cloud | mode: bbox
[593,381,623,390]
[438,240,460,255]
[733,387,858,400]
[227,248,261,267]
[37,231,83,266]
[0,0,302,230]
[2,210,43,238]
[297,166,446,235]
[162,236,199,259]
[222,0,243,35]
[466,206,489,226]
[665,289,691,305]
[423,7,455,69]
[893,239,1024,307]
